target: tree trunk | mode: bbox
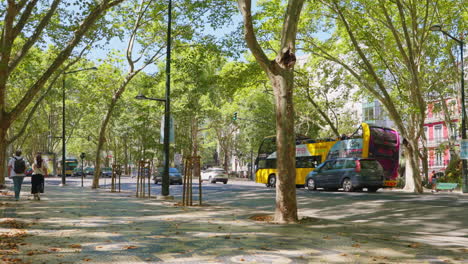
[238,0,304,223]
[419,133,429,182]
[124,135,129,175]
[270,71,298,223]
[92,73,136,188]
[403,138,423,193]
[0,127,8,189]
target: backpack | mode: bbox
[13,157,26,174]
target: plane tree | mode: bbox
[238,0,305,223]
[300,0,462,192]
[0,0,124,188]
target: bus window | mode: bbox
[258,159,276,169]
[296,156,321,168]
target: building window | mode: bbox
[450,124,458,140]
[435,152,443,166]
[364,107,375,122]
[434,125,442,143]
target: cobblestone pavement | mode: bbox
[1,177,467,264]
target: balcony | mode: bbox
[419,137,460,148]
[425,114,459,124]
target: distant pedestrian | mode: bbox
[8,150,29,201]
[31,154,48,200]
[430,170,437,193]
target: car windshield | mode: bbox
[102,168,112,172]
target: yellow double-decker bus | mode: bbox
[255,135,337,187]
[255,123,400,188]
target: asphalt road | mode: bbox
[44,176,468,242]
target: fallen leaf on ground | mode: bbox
[70,244,82,248]
[352,244,361,248]
[123,245,137,250]
[49,248,60,252]
[408,243,420,248]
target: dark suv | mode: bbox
[153,167,182,185]
[305,158,384,192]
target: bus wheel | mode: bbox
[307,178,316,191]
[268,175,276,188]
[342,178,353,192]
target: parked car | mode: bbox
[201,167,228,184]
[72,167,85,177]
[100,167,113,178]
[305,158,384,192]
[84,167,94,176]
[153,167,182,185]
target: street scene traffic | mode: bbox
[1,0,468,263]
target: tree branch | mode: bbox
[6,45,90,145]
[9,0,60,72]
[237,0,272,72]
[8,0,124,124]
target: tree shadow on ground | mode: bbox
[0,182,467,263]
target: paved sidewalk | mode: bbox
[1,178,467,264]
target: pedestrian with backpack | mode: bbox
[31,154,47,200]
[8,150,29,201]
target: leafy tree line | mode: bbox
[1,0,465,224]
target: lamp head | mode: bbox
[135,93,147,100]
[429,25,442,32]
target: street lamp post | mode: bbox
[430,25,467,193]
[61,67,97,186]
[135,0,172,198]
[163,0,172,197]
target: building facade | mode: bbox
[422,98,460,174]
[362,97,462,176]
[362,100,395,128]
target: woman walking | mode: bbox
[32,154,48,200]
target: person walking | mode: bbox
[8,150,29,201]
[430,170,437,193]
[31,154,48,200]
